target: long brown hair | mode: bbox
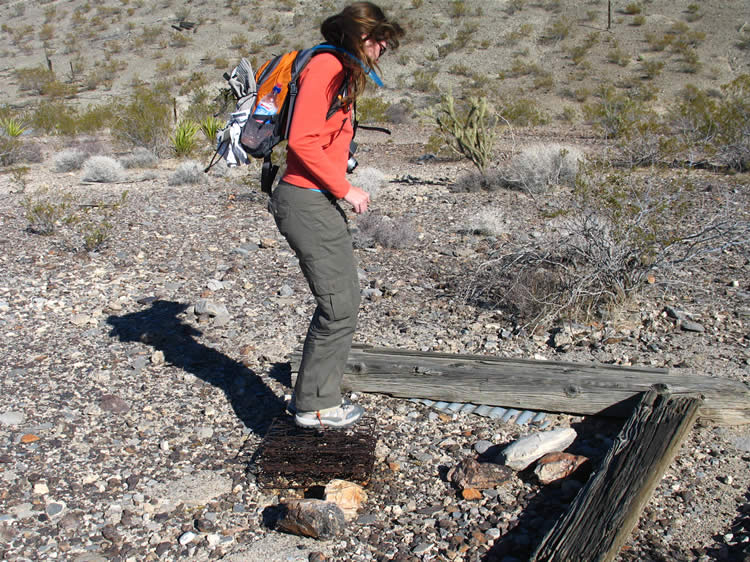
[320,2,404,104]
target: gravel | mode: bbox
[1,130,749,561]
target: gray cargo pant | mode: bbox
[270,181,361,412]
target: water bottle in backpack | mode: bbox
[253,83,282,122]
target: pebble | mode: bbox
[45,502,65,518]
[0,411,25,426]
[178,531,197,545]
[680,319,705,333]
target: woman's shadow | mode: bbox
[106,299,284,435]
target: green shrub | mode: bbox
[500,98,549,127]
[22,189,74,235]
[583,85,643,139]
[422,94,497,173]
[539,16,574,44]
[641,59,664,79]
[412,69,438,93]
[622,3,641,15]
[112,84,172,154]
[607,41,630,66]
[30,101,78,135]
[15,65,55,95]
[357,96,390,123]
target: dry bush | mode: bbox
[82,156,124,183]
[120,148,158,169]
[501,143,583,194]
[168,160,205,186]
[354,213,417,249]
[352,166,387,199]
[462,164,750,329]
[466,207,510,237]
[451,169,506,193]
[53,149,88,172]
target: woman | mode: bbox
[270,2,403,428]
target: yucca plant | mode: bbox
[1,117,27,137]
[171,120,200,157]
[199,116,223,145]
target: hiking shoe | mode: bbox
[286,395,352,416]
[294,403,364,428]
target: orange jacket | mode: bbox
[281,53,354,199]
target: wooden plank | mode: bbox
[290,345,750,425]
[530,386,702,561]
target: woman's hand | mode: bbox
[344,186,370,214]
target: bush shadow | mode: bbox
[106,299,283,435]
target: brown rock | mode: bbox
[99,395,130,414]
[533,452,590,484]
[276,499,346,540]
[259,238,277,248]
[324,479,367,521]
[21,434,40,443]
[461,488,483,500]
[447,458,514,491]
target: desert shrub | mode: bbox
[81,220,113,252]
[354,213,417,249]
[539,16,574,44]
[351,166,386,198]
[112,83,172,154]
[357,97,390,123]
[622,3,641,15]
[612,119,676,167]
[505,0,526,15]
[645,32,673,52]
[120,147,158,169]
[631,14,646,26]
[669,76,750,171]
[501,143,583,194]
[22,189,74,235]
[583,85,643,139]
[412,69,438,93]
[641,59,664,79]
[0,136,22,166]
[422,94,497,173]
[385,102,413,124]
[53,149,88,172]
[15,65,55,95]
[168,160,204,185]
[607,41,630,66]
[466,207,509,236]
[451,169,506,193]
[463,164,749,328]
[500,98,549,127]
[82,156,124,182]
[171,120,200,157]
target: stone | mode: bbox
[324,479,367,521]
[276,499,347,540]
[447,458,514,490]
[259,238,277,248]
[45,501,65,518]
[680,319,705,333]
[99,395,130,414]
[473,440,494,455]
[0,411,25,426]
[498,427,578,471]
[150,350,165,365]
[194,299,229,318]
[278,284,294,297]
[33,482,49,495]
[461,488,483,500]
[178,531,197,545]
[21,434,40,443]
[533,452,590,484]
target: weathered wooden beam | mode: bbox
[530,386,702,561]
[291,345,750,425]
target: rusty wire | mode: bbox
[255,416,377,489]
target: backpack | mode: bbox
[205,44,389,194]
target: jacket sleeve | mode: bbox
[286,54,353,199]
